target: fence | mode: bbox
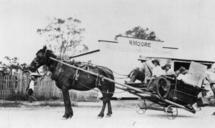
[34,77,62,99]
[0,76,17,99]
[0,74,99,101]
[0,75,29,100]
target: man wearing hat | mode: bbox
[151,59,165,77]
[127,56,153,83]
[162,63,175,75]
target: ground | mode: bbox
[0,100,215,128]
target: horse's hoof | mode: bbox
[106,112,112,117]
[62,116,72,119]
[62,114,73,119]
[97,114,104,118]
[106,114,112,118]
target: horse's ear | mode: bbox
[42,45,47,51]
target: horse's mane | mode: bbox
[46,50,56,58]
[36,48,56,58]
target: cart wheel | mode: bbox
[136,102,147,114]
[155,77,171,98]
[165,105,178,119]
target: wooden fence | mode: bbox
[34,77,62,99]
[0,75,29,99]
[0,75,99,101]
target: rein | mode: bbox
[50,57,103,78]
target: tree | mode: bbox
[4,56,20,69]
[115,26,162,41]
[37,17,85,57]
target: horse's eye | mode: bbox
[35,57,39,61]
[37,53,43,58]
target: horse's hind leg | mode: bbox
[107,100,112,117]
[62,88,73,119]
[98,100,107,118]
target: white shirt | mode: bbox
[205,70,215,83]
[152,66,165,77]
[29,80,35,90]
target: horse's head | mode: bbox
[29,46,56,72]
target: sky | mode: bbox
[0,0,215,63]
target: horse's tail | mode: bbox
[97,66,115,97]
[103,67,115,98]
[107,73,115,98]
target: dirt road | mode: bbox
[0,100,214,128]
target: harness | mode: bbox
[71,63,103,88]
[95,74,103,88]
[74,69,79,81]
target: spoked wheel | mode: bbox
[155,77,171,98]
[165,105,178,119]
[136,100,147,114]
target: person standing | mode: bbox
[202,63,215,115]
[27,74,39,102]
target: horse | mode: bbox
[28,46,115,119]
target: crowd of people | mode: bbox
[127,56,215,98]
[127,56,175,84]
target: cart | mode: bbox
[125,75,205,119]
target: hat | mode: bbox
[152,59,160,65]
[30,72,41,77]
[138,56,147,61]
[162,63,171,69]
[178,66,188,74]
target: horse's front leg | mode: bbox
[62,88,73,119]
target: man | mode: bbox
[27,73,40,102]
[147,59,167,91]
[205,64,215,92]
[162,63,175,75]
[204,63,215,115]
[175,66,188,76]
[28,75,36,95]
[151,59,164,77]
[127,56,153,83]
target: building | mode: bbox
[95,36,178,74]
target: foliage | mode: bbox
[115,26,162,41]
[0,56,28,75]
[37,17,85,56]
[4,56,19,67]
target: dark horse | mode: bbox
[28,46,115,119]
